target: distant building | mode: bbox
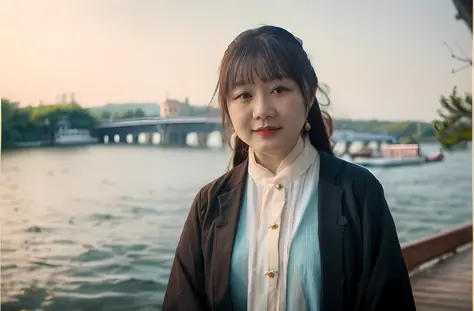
[56,93,76,104]
[160,97,192,117]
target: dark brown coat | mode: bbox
[162,152,416,311]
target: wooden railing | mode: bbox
[401,222,472,271]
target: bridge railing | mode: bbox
[96,116,223,130]
[100,117,162,123]
[401,222,472,272]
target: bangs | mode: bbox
[222,36,303,96]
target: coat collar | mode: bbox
[213,151,346,311]
[224,149,342,188]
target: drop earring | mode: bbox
[304,121,311,132]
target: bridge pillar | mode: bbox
[178,133,187,146]
[118,134,127,143]
[196,132,208,148]
[160,130,170,145]
[160,130,188,147]
[133,134,140,144]
[143,132,152,144]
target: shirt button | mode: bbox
[265,269,277,278]
[269,222,279,230]
[275,183,282,190]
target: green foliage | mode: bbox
[120,108,146,119]
[433,86,472,149]
[88,103,160,119]
[95,107,147,120]
[333,119,436,141]
[1,98,98,149]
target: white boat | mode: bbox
[351,144,425,168]
[55,128,98,145]
[352,156,425,167]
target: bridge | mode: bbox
[93,116,223,147]
[97,116,221,129]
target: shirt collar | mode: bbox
[248,135,318,184]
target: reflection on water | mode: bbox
[1,143,471,310]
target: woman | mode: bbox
[163,26,416,311]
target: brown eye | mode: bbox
[272,86,288,94]
[235,93,251,100]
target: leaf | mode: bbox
[434,86,472,148]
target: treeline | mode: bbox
[333,119,437,141]
[98,108,146,121]
[1,98,97,149]
[88,103,160,119]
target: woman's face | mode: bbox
[227,74,307,158]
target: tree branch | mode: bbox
[444,42,472,73]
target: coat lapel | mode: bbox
[318,152,346,311]
[212,159,248,311]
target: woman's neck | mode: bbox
[252,136,303,174]
[253,152,286,174]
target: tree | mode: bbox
[1,99,98,150]
[116,108,146,119]
[433,87,472,148]
[2,99,28,146]
[101,110,112,120]
[134,108,146,118]
[121,109,135,119]
[435,0,472,148]
[451,0,472,33]
[444,42,472,73]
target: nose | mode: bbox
[252,94,276,120]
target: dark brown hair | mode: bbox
[212,25,334,168]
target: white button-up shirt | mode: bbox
[230,135,321,311]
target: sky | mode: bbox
[0,0,472,121]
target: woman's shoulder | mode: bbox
[193,160,248,212]
[322,153,380,186]
[322,154,388,217]
[320,153,384,200]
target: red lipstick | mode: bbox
[254,126,280,137]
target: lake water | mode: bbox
[1,143,471,311]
